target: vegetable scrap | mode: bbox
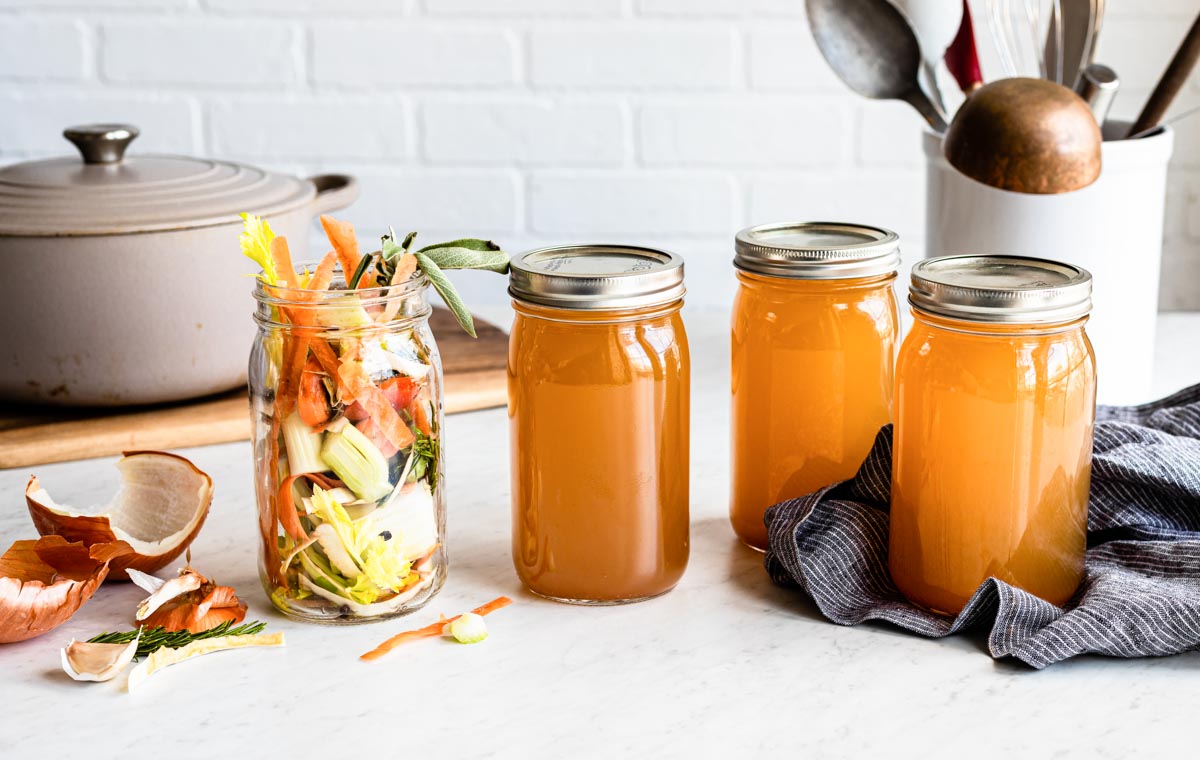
[25,451,214,579]
[0,537,131,644]
[128,567,248,634]
[86,620,268,661]
[61,633,141,682]
[126,632,285,692]
[359,595,513,661]
[242,213,508,621]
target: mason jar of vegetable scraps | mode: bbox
[250,266,446,623]
[731,222,901,551]
[890,255,1097,616]
[508,245,690,604]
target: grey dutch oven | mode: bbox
[0,124,358,406]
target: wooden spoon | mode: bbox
[1127,12,1200,138]
[943,77,1101,194]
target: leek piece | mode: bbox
[283,412,328,476]
[314,294,373,330]
[321,421,393,502]
[447,613,488,644]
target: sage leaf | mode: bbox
[415,251,477,338]
[420,246,510,274]
[418,238,500,253]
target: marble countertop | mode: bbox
[3,307,1198,759]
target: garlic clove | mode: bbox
[61,634,140,682]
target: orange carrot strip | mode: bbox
[298,357,334,428]
[338,358,415,450]
[310,339,341,380]
[320,215,362,286]
[310,251,338,291]
[408,391,432,437]
[360,597,513,661]
[275,250,341,416]
[270,237,297,289]
[276,334,307,419]
[276,472,342,541]
[378,253,419,324]
[470,596,513,617]
[359,620,446,662]
[259,421,285,588]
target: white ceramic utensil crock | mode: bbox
[0,124,358,407]
[924,121,1174,405]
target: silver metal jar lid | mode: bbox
[509,245,685,310]
[910,255,1093,324]
[734,221,901,279]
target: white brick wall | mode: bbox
[0,0,1197,310]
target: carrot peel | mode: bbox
[360,596,513,661]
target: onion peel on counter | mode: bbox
[0,537,132,644]
[26,451,213,580]
[128,567,247,634]
[359,596,513,661]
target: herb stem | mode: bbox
[87,620,267,660]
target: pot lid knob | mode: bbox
[62,124,140,165]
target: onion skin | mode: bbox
[136,569,248,634]
[0,537,131,644]
[25,450,213,581]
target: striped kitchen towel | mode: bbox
[764,383,1200,669]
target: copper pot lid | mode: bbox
[0,124,317,237]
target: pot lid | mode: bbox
[0,124,316,237]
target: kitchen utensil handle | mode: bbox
[1128,13,1200,137]
[308,174,360,215]
[945,0,983,94]
[1075,63,1119,127]
[904,87,949,132]
[63,124,139,165]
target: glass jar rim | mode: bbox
[252,257,429,311]
[911,307,1090,336]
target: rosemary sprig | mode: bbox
[87,620,268,660]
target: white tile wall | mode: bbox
[0,0,1197,310]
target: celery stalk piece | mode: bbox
[448,613,489,644]
[321,421,393,502]
[283,412,328,476]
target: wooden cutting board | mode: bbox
[0,308,508,468]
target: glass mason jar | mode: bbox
[731,222,901,550]
[250,270,447,624]
[508,245,690,604]
[890,255,1097,615]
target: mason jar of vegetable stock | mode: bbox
[508,245,690,604]
[890,256,1097,615]
[250,270,447,623]
[731,222,901,551]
